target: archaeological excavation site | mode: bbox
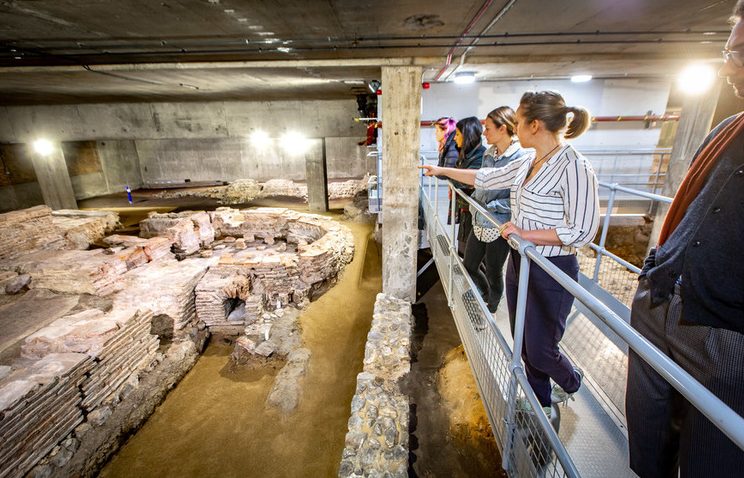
[0,91,502,477]
[6,2,738,477]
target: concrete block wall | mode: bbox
[0,99,368,207]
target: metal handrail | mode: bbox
[422,174,744,475]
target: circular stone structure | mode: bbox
[191,207,354,333]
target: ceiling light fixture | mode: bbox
[453,71,476,84]
[570,74,593,83]
[677,63,715,95]
[32,139,54,156]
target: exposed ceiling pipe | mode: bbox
[3,29,727,48]
[443,0,519,82]
[366,114,681,128]
[432,0,495,81]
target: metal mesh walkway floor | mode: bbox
[491,303,636,477]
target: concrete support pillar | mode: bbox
[381,65,422,302]
[30,142,77,210]
[306,138,329,213]
[649,81,722,248]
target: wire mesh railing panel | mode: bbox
[577,249,638,308]
[422,188,575,478]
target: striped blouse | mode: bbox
[474,144,600,257]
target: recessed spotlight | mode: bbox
[677,63,715,95]
[277,47,292,53]
[571,74,593,83]
[453,71,476,84]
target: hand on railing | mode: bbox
[498,221,520,239]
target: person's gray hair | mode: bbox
[732,0,744,23]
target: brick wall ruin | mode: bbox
[0,204,354,477]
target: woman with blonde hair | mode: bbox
[464,106,531,313]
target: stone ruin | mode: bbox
[0,204,354,477]
[153,176,369,204]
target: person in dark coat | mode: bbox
[625,2,744,476]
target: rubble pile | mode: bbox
[51,209,119,249]
[0,206,66,262]
[0,353,93,477]
[328,177,368,200]
[259,179,308,199]
[152,177,367,203]
[154,179,262,204]
[140,211,214,256]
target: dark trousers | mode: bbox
[626,278,744,478]
[457,210,472,256]
[505,251,580,407]
[463,231,510,313]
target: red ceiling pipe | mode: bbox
[432,0,495,81]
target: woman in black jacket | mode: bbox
[452,116,485,254]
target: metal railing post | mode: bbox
[448,182,456,307]
[502,250,532,473]
[593,184,617,282]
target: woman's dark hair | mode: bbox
[519,90,591,139]
[455,116,483,159]
[486,106,517,137]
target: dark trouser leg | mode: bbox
[484,236,510,310]
[505,251,519,337]
[457,211,472,256]
[625,278,680,478]
[463,231,490,305]
[664,287,744,477]
[504,253,580,406]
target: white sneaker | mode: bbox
[551,367,584,404]
[516,397,552,419]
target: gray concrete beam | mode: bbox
[648,80,722,248]
[30,142,78,210]
[380,65,422,303]
[306,139,329,213]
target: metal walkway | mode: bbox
[419,174,744,478]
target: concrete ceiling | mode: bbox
[0,0,735,105]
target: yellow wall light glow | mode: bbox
[281,131,310,154]
[677,64,715,95]
[32,139,55,156]
[249,130,272,147]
